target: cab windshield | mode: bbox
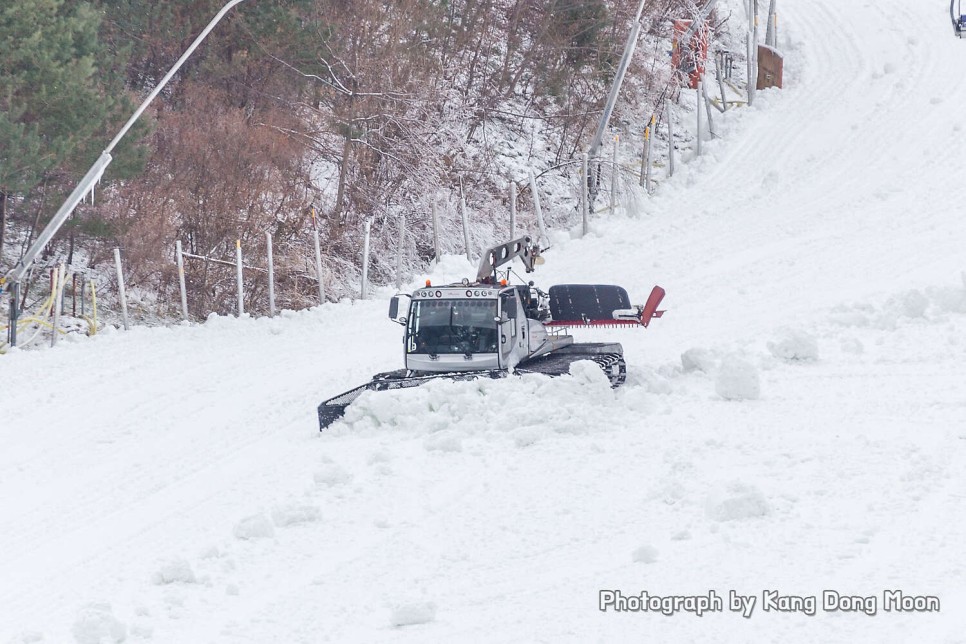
[407,299,498,355]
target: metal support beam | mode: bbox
[587,0,647,167]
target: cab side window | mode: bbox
[500,292,518,338]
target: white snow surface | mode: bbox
[4,1,966,641]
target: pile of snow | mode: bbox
[705,483,771,522]
[681,347,716,373]
[71,604,126,644]
[233,514,275,540]
[271,504,322,527]
[767,329,819,361]
[313,463,354,488]
[631,544,660,564]
[151,558,197,585]
[714,355,761,400]
[390,602,437,628]
[339,363,617,441]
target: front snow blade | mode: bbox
[317,369,507,430]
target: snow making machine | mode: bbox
[317,236,666,430]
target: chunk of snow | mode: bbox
[569,359,611,385]
[512,427,544,448]
[931,285,966,314]
[198,545,221,559]
[632,545,659,563]
[840,337,864,354]
[390,602,437,627]
[366,450,391,465]
[313,463,353,488]
[71,604,126,644]
[10,632,43,643]
[233,514,275,540]
[715,356,760,401]
[128,624,153,639]
[151,558,196,585]
[897,289,928,318]
[272,504,322,527]
[424,431,463,453]
[878,289,929,327]
[706,484,771,522]
[767,329,819,362]
[681,348,716,373]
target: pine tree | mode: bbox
[0,0,140,260]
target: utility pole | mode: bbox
[587,0,648,203]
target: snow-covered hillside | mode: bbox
[3,1,966,642]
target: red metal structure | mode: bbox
[672,19,710,89]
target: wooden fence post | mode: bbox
[361,219,372,299]
[580,152,589,237]
[266,232,275,317]
[235,240,244,317]
[431,201,441,264]
[175,240,189,321]
[667,103,675,178]
[509,181,517,239]
[114,248,129,330]
[528,167,548,247]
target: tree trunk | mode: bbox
[67,222,75,267]
[334,131,352,225]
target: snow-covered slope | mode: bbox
[4,1,966,642]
